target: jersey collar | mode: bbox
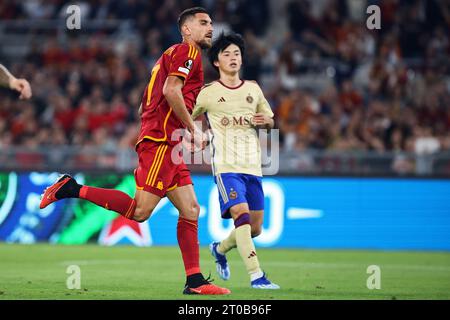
[218,80,245,90]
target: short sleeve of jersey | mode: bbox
[256,85,274,117]
[192,89,209,119]
[168,44,199,82]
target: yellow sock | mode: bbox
[235,224,262,275]
[217,229,236,254]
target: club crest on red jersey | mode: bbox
[185,59,193,70]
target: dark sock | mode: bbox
[55,178,81,199]
[186,273,207,288]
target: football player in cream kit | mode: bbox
[192,32,279,289]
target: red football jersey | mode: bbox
[137,42,204,146]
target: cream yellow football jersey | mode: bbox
[192,80,274,177]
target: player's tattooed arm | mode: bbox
[0,64,32,99]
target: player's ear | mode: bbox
[214,60,220,68]
[181,24,191,37]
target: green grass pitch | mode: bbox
[0,243,449,300]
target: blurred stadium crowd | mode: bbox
[0,0,449,173]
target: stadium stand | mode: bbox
[0,0,449,175]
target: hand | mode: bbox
[252,113,273,128]
[184,126,209,153]
[9,78,32,100]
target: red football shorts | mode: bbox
[134,140,192,197]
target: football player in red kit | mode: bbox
[40,7,230,295]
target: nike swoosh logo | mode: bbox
[190,288,202,294]
[46,188,58,200]
[45,178,68,200]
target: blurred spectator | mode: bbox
[0,0,448,175]
[414,126,441,156]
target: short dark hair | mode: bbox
[208,32,245,74]
[177,7,209,32]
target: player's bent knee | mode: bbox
[133,206,153,223]
[251,225,262,237]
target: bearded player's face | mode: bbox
[186,13,213,49]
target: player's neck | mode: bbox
[182,38,201,51]
[219,73,242,88]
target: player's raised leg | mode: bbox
[39,173,161,222]
[167,184,230,295]
[39,141,167,221]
